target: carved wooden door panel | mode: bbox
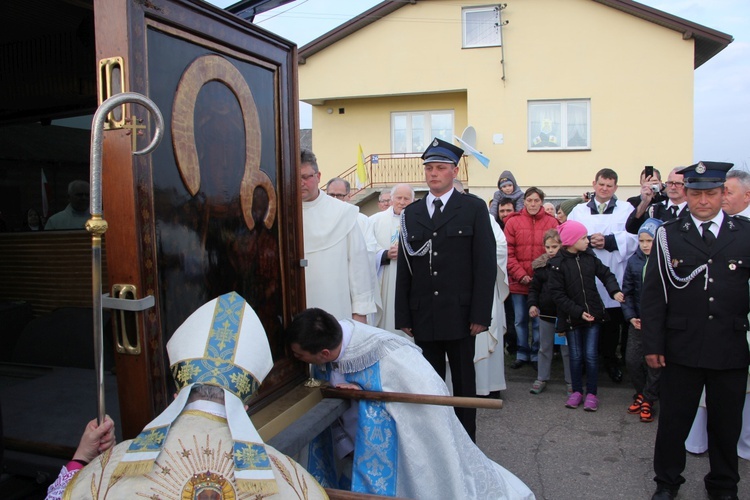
[94,0,304,438]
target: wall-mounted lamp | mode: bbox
[326,108,333,114]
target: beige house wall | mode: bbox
[299,0,696,199]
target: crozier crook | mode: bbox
[89,92,164,424]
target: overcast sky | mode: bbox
[212,0,750,169]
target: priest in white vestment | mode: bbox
[52,293,327,500]
[567,172,637,309]
[475,214,509,395]
[368,184,415,334]
[326,177,382,326]
[287,308,536,500]
[301,151,376,322]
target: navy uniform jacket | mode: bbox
[625,200,689,234]
[641,213,750,369]
[395,190,496,342]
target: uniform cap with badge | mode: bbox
[678,161,734,190]
[422,137,464,165]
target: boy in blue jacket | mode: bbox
[623,218,663,422]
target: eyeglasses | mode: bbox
[665,181,685,187]
[328,193,347,199]
[378,199,392,204]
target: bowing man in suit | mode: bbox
[395,138,496,442]
[642,161,750,500]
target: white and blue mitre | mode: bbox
[114,292,277,495]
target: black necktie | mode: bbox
[701,221,715,246]
[432,198,443,224]
[669,205,679,218]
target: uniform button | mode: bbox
[708,259,713,264]
[433,251,438,256]
[433,232,438,237]
[709,278,714,283]
[434,291,439,296]
[709,297,714,302]
[433,271,438,276]
[458,230,463,234]
[740,260,744,265]
[708,315,714,320]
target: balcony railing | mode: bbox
[331,153,469,195]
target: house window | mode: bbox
[462,6,501,48]
[528,99,591,150]
[391,110,454,154]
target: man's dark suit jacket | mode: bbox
[641,214,750,369]
[625,200,689,234]
[395,190,496,341]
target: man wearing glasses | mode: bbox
[626,167,689,233]
[300,150,376,324]
[377,191,392,211]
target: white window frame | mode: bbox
[391,110,455,154]
[462,5,502,48]
[527,99,591,151]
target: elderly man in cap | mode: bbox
[57,292,326,499]
[395,138,496,441]
[642,162,750,500]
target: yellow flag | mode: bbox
[356,144,367,188]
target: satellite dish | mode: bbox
[454,125,490,168]
[461,126,477,149]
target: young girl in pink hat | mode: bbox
[548,220,624,411]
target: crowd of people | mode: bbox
[304,140,750,500]
[39,139,750,499]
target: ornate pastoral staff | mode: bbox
[88,92,164,424]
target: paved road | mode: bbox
[477,356,750,499]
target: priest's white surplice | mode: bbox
[303,191,376,319]
[475,215,509,395]
[368,207,402,334]
[308,320,536,500]
[568,199,637,308]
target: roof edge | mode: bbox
[299,0,732,69]
[298,0,413,64]
[593,0,733,68]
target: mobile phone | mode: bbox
[645,166,654,178]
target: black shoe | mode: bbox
[531,361,538,371]
[707,492,738,500]
[607,365,623,383]
[510,359,526,369]
[651,486,677,500]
